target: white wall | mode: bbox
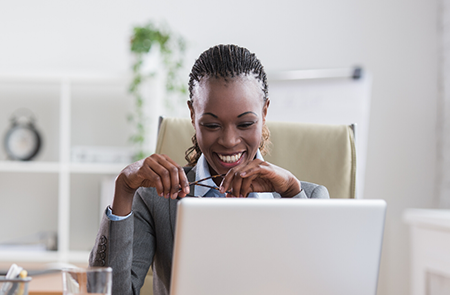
[0,1,439,294]
[438,0,450,208]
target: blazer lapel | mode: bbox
[186,166,196,192]
[169,166,197,234]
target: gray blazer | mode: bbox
[89,166,329,295]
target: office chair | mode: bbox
[141,116,356,294]
[154,117,356,199]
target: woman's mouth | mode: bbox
[217,152,243,164]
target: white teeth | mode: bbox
[218,153,243,163]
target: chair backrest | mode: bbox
[155,117,356,199]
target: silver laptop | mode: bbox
[170,198,386,295]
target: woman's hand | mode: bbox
[218,159,301,198]
[111,154,190,216]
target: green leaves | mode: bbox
[130,23,169,54]
[128,21,187,160]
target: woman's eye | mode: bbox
[238,122,255,128]
[203,124,220,129]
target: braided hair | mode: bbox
[185,44,271,166]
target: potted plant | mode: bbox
[129,21,187,160]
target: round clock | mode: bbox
[4,111,42,161]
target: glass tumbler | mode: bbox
[62,267,112,295]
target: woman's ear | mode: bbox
[187,100,195,126]
[262,99,270,124]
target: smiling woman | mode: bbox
[189,76,266,176]
[89,44,330,295]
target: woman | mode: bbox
[90,44,329,295]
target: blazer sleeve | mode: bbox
[300,181,330,199]
[272,181,330,199]
[89,189,156,295]
[308,184,329,198]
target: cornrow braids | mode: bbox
[185,44,271,166]
[188,44,269,101]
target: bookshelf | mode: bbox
[0,73,132,263]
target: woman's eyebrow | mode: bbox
[201,111,257,118]
[202,112,218,118]
[237,111,257,118]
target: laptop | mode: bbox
[170,198,386,295]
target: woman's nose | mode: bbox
[218,127,241,148]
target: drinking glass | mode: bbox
[62,267,112,295]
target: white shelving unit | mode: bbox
[0,73,132,263]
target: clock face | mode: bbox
[4,125,41,160]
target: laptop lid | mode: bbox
[170,198,386,295]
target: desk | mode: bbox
[403,209,450,295]
[0,261,86,295]
[28,271,63,295]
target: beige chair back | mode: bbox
[155,117,356,199]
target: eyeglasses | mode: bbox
[182,174,233,198]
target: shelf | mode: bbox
[0,251,58,262]
[69,163,126,174]
[0,72,130,84]
[0,161,59,173]
[0,74,130,266]
[0,161,126,175]
[66,251,91,263]
[0,250,90,263]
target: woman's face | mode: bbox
[189,75,269,176]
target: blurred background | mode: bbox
[0,0,446,294]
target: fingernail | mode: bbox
[240,194,244,198]
[172,193,177,199]
[166,193,170,199]
[240,172,246,176]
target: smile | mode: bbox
[217,152,243,163]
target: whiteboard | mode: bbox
[266,70,372,198]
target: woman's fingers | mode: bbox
[113,154,188,216]
[240,161,301,197]
[220,169,236,195]
[141,154,188,199]
[222,173,257,198]
[220,160,295,196]
[165,156,190,198]
[230,170,244,197]
[146,156,170,196]
[240,175,256,197]
[220,160,262,197]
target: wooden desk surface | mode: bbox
[28,271,63,294]
[0,261,87,295]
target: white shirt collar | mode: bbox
[194,150,270,198]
